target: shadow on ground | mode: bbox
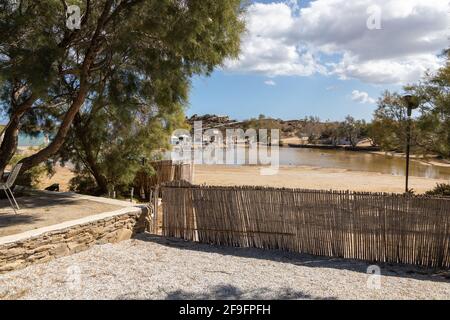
[0,191,79,228]
[134,234,450,284]
[0,214,41,228]
[0,190,121,237]
[0,191,81,211]
[164,285,335,300]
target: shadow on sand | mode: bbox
[134,234,450,284]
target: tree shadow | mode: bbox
[0,214,41,228]
[135,234,450,284]
[0,191,89,211]
[164,284,335,300]
[0,191,92,230]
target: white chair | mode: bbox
[0,163,22,214]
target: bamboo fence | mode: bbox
[161,184,450,268]
[134,160,194,200]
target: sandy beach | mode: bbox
[37,163,448,194]
[194,165,447,194]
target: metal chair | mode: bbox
[0,163,22,214]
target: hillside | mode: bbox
[186,114,343,145]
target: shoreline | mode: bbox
[286,143,381,152]
[280,142,450,168]
[369,150,450,168]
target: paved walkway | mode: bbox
[0,190,131,238]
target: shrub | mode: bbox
[426,184,450,197]
[69,173,99,195]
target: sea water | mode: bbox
[18,133,46,147]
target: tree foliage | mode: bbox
[0,0,246,192]
[370,50,450,158]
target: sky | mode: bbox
[188,0,450,121]
[1,0,448,125]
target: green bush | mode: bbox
[426,184,450,197]
[69,174,99,195]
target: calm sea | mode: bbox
[18,133,46,147]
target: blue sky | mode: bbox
[188,62,398,122]
[187,0,448,121]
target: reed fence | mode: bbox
[161,184,450,268]
[134,160,194,200]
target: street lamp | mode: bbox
[403,95,419,194]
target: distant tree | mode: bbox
[299,117,322,144]
[319,122,340,146]
[340,116,367,148]
[408,50,450,158]
[369,50,449,158]
[370,92,413,152]
[243,115,282,142]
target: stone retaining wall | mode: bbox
[0,207,149,273]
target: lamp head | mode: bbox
[403,95,419,109]
[403,95,419,116]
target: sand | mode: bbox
[34,161,448,195]
[38,165,75,192]
[194,165,448,194]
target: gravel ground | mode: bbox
[0,234,449,300]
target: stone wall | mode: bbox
[0,208,149,273]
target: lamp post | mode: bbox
[403,95,419,194]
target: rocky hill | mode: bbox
[186,114,326,145]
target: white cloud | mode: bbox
[225,0,449,84]
[351,90,376,104]
[264,80,277,86]
[285,0,301,13]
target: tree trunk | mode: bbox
[0,96,36,176]
[0,117,20,176]
[85,153,108,194]
[19,87,88,173]
[73,114,109,194]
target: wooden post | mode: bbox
[153,185,160,235]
